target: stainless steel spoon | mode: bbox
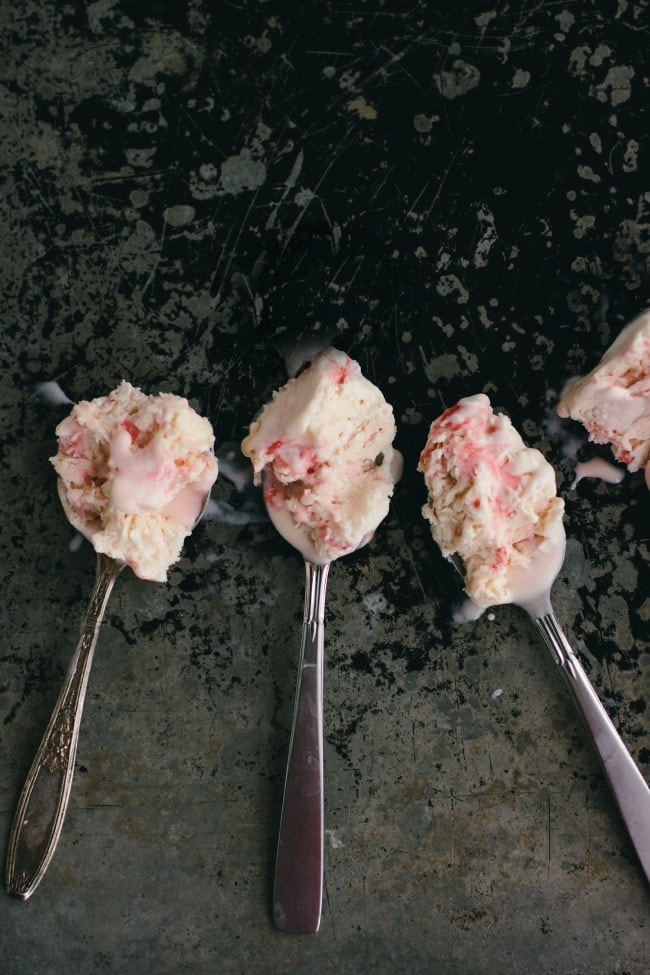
[273,556,330,934]
[5,490,210,899]
[452,537,650,885]
[263,469,383,934]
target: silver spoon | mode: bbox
[5,489,210,899]
[264,466,394,934]
[264,477,342,934]
[452,533,650,885]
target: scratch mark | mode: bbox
[324,880,343,973]
[211,188,262,304]
[279,127,356,257]
[265,147,305,230]
[449,791,455,966]
[546,787,551,879]
[141,210,168,297]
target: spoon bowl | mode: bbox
[5,488,211,899]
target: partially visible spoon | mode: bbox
[515,542,650,886]
[450,521,650,886]
[5,551,126,899]
[5,488,211,900]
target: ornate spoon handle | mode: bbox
[5,552,125,899]
[273,560,330,934]
[534,611,650,884]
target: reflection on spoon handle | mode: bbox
[273,561,330,933]
[535,611,650,884]
[5,553,125,899]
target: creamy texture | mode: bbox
[418,393,565,611]
[52,381,218,581]
[571,456,625,489]
[557,310,650,488]
[241,347,400,562]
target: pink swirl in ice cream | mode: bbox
[557,310,650,489]
[241,348,400,563]
[52,381,218,581]
[418,393,565,610]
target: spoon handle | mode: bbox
[5,553,125,899]
[534,611,650,884]
[273,560,330,933]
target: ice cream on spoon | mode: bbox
[556,309,650,490]
[418,392,650,886]
[418,392,565,619]
[242,347,402,563]
[52,380,218,581]
[241,346,401,933]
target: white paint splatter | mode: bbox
[326,829,344,849]
[474,208,498,267]
[164,204,196,227]
[596,64,634,106]
[436,274,469,304]
[346,96,377,120]
[220,148,266,195]
[475,11,497,29]
[413,113,437,133]
[294,187,315,208]
[623,139,639,172]
[434,60,480,100]
[512,69,530,89]
[243,31,272,54]
[556,10,576,32]
[87,0,119,34]
[363,592,394,615]
[577,165,600,183]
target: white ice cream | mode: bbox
[557,310,650,488]
[418,393,565,611]
[241,347,401,563]
[52,381,218,581]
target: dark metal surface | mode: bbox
[1,1,648,972]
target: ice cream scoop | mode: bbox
[418,393,566,611]
[419,395,650,887]
[6,385,217,899]
[51,380,219,581]
[556,309,650,489]
[242,347,401,933]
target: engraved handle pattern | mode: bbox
[273,560,330,934]
[5,553,125,899]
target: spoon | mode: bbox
[264,473,338,934]
[264,468,383,934]
[5,487,210,899]
[452,532,650,885]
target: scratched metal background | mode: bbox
[1,1,648,972]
